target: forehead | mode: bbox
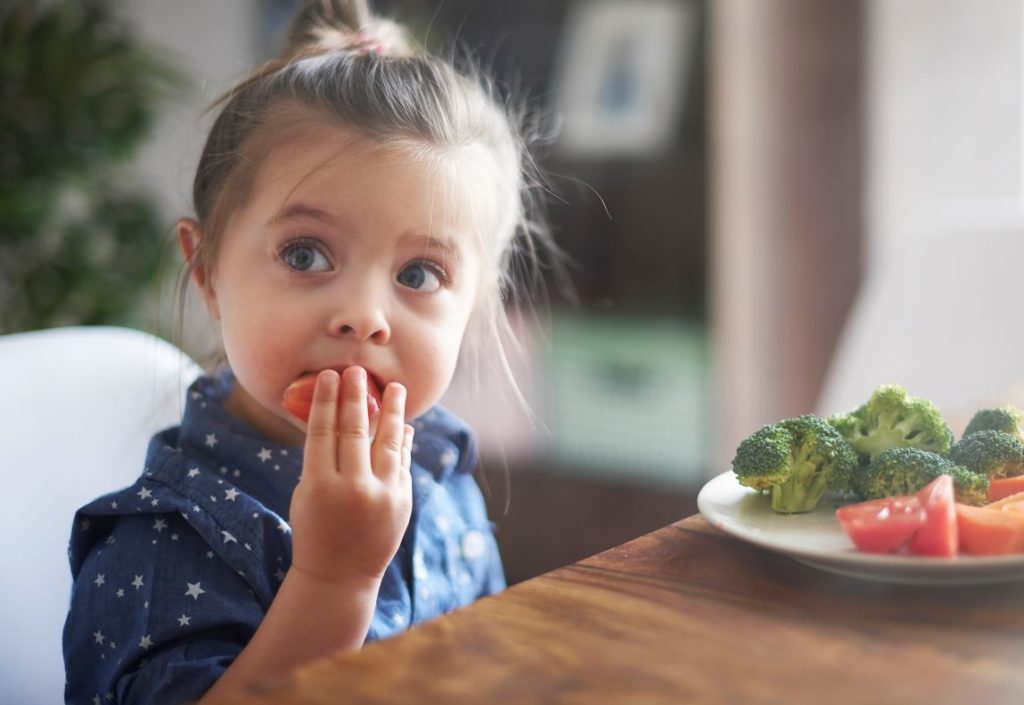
[251,123,501,249]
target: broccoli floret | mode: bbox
[856,447,988,505]
[949,430,1024,479]
[732,414,858,514]
[826,384,953,464]
[963,406,1024,442]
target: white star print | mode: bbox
[178,614,191,627]
[131,575,144,590]
[116,589,124,598]
[139,635,153,650]
[225,488,239,501]
[171,533,180,541]
[277,520,291,534]
[93,630,105,645]
[136,487,152,501]
[187,467,200,478]
[153,518,167,532]
[205,433,218,448]
[93,573,105,587]
[110,501,118,509]
[257,448,272,462]
[439,448,457,467]
[93,696,101,705]
[222,531,237,544]
[185,582,206,600]
[206,550,215,558]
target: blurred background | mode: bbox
[5,0,1024,677]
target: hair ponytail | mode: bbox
[283,0,413,59]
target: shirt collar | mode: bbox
[178,369,303,518]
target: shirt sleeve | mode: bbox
[63,511,264,705]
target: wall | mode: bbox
[867,0,1022,265]
[817,0,1024,425]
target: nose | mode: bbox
[327,278,391,344]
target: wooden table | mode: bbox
[214,515,1024,704]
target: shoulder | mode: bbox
[411,405,478,478]
[69,433,288,607]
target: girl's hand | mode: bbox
[288,367,414,586]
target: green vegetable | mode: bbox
[827,384,953,465]
[732,415,858,514]
[963,406,1024,442]
[949,430,1024,480]
[856,446,988,506]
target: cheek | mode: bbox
[401,321,465,420]
[218,297,305,402]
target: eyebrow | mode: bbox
[402,233,463,263]
[268,203,338,226]
[270,202,464,262]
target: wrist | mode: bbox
[285,563,383,598]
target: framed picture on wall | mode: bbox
[552,0,698,159]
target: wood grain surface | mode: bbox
[208,516,1024,705]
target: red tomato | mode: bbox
[836,496,927,554]
[281,370,382,423]
[909,475,957,557]
[956,504,1024,555]
[987,475,1024,502]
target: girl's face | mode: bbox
[179,125,488,446]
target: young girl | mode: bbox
[62,1,555,701]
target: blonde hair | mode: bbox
[179,0,563,406]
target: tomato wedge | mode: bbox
[836,496,927,554]
[909,475,957,557]
[986,490,1024,510]
[955,504,1024,555]
[987,475,1024,502]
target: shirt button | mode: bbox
[461,530,487,561]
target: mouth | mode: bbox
[282,366,384,423]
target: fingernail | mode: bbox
[320,369,339,392]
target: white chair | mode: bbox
[817,224,1024,435]
[0,326,202,705]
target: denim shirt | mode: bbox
[63,371,505,705]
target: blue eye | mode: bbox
[397,262,443,293]
[280,239,330,273]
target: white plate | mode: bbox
[697,471,1024,585]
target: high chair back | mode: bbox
[0,326,202,705]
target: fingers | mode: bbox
[370,382,410,482]
[302,369,340,482]
[337,366,372,476]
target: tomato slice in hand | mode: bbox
[909,475,958,557]
[836,496,927,554]
[282,370,382,423]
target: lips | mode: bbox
[282,367,383,423]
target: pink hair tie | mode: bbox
[350,31,386,56]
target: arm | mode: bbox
[200,367,413,698]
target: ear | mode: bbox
[176,217,220,319]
